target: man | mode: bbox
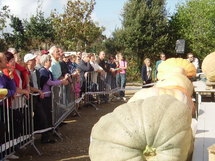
[155,52,166,80]
[187,52,199,71]
[78,52,94,94]
[96,51,113,102]
[49,46,62,80]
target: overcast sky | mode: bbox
[1,0,186,37]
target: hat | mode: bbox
[41,50,49,55]
[64,52,71,57]
[24,53,37,63]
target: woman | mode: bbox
[141,58,152,87]
[39,55,68,131]
[3,52,30,143]
[115,53,127,101]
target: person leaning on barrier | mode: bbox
[60,53,70,77]
[3,52,30,98]
[67,54,78,74]
[89,53,104,85]
[0,52,16,99]
[78,52,94,95]
[0,52,16,157]
[49,46,63,81]
[39,55,68,119]
[24,53,57,144]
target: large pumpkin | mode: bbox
[158,58,196,78]
[202,52,215,81]
[155,73,193,96]
[89,95,193,161]
[157,66,186,80]
[128,87,194,113]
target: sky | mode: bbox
[1,0,186,37]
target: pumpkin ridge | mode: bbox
[152,99,177,147]
[111,105,146,149]
[153,101,191,148]
[156,128,191,151]
[91,137,142,152]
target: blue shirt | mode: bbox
[0,71,16,97]
[49,58,62,80]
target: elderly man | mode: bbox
[49,46,63,80]
[78,52,94,94]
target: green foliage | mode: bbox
[51,0,104,51]
[107,0,169,68]
[0,5,10,32]
[126,56,142,82]
[24,11,55,49]
[169,0,215,59]
[4,16,26,50]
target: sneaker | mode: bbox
[116,97,121,100]
[122,97,127,101]
[8,154,19,159]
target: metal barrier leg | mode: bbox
[53,129,63,141]
[31,141,41,156]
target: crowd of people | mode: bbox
[0,47,128,149]
[141,52,200,87]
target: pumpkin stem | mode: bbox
[143,145,156,159]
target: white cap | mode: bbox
[24,53,37,63]
[64,52,71,57]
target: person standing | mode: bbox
[115,53,127,101]
[49,46,62,80]
[155,52,166,80]
[187,52,199,72]
[141,58,152,87]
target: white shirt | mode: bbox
[187,58,199,70]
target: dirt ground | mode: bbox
[15,88,138,161]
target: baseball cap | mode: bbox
[41,50,49,55]
[24,53,37,63]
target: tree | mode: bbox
[4,16,26,50]
[51,0,104,51]
[119,0,169,64]
[0,5,10,51]
[169,0,215,59]
[25,11,55,50]
[0,5,10,33]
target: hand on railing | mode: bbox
[38,90,45,99]
[24,89,30,99]
[0,95,6,99]
[61,79,69,86]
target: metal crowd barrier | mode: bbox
[83,71,121,109]
[0,94,39,160]
[51,76,80,139]
[0,72,124,160]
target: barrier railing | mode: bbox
[0,71,123,160]
[0,94,39,160]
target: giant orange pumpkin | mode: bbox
[158,58,196,78]
[155,73,194,96]
[202,52,215,82]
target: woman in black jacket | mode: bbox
[141,58,152,87]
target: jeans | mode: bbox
[116,73,126,97]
